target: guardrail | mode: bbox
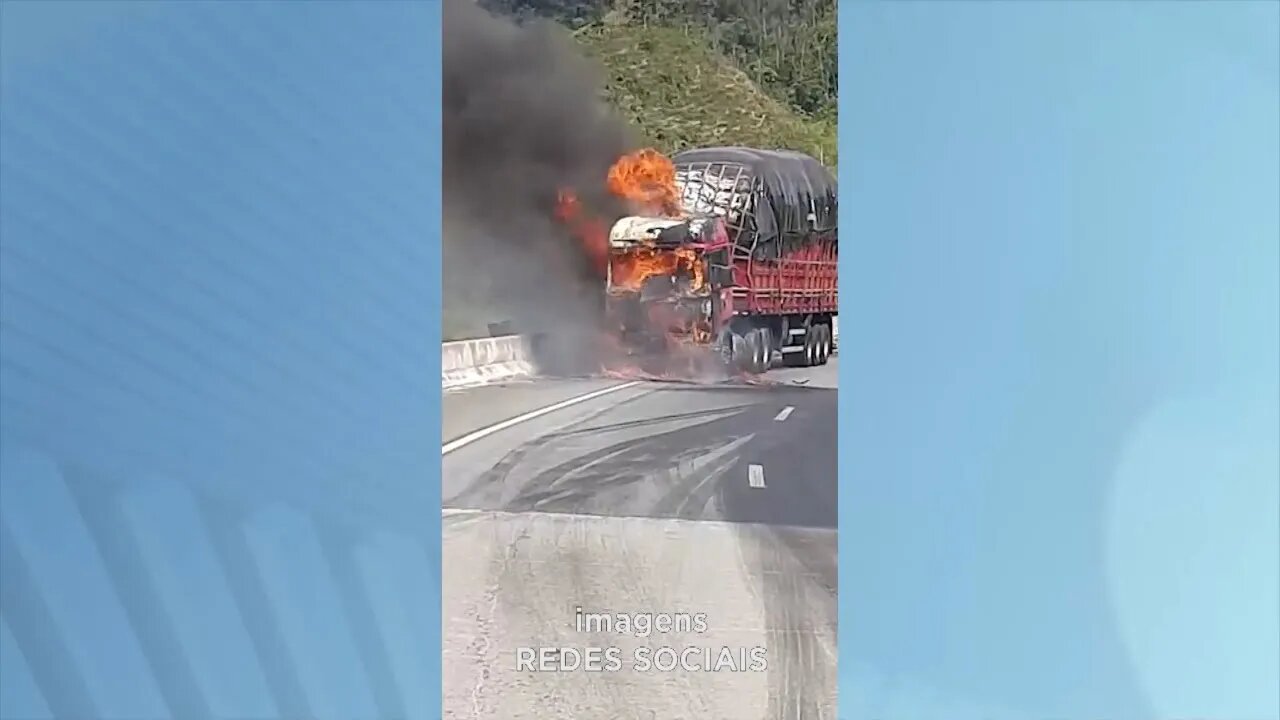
[441,334,535,390]
[443,318,838,390]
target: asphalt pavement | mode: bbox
[442,358,837,719]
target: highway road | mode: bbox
[442,358,838,720]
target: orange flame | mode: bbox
[553,147,684,278]
[606,148,683,217]
[607,246,703,293]
[555,189,609,275]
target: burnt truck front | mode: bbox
[604,215,734,361]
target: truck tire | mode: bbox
[755,327,773,372]
[736,330,759,374]
[815,324,831,365]
[741,327,768,375]
[719,328,740,371]
[805,326,821,366]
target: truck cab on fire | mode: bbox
[604,146,838,375]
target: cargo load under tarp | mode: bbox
[672,147,837,258]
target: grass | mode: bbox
[575,24,837,168]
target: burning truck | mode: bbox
[561,146,838,378]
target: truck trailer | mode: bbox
[603,146,837,374]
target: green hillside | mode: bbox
[576,23,837,166]
[480,0,838,167]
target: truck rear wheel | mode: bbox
[815,324,831,365]
[738,327,770,375]
[754,327,773,372]
[735,330,759,374]
[805,327,820,366]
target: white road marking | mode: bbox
[442,381,642,455]
[773,406,794,422]
[748,464,766,488]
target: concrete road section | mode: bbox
[443,360,838,720]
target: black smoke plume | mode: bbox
[442,0,635,372]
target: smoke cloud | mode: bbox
[442,0,636,369]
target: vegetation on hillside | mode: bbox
[481,0,837,165]
[577,24,835,164]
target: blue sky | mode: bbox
[839,2,1279,719]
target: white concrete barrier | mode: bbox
[442,335,535,390]
[442,318,835,390]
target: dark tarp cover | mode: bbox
[672,147,837,256]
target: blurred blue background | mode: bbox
[839,2,1278,719]
[1,2,440,719]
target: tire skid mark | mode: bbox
[445,381,837,718]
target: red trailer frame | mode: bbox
[730,238,838,316]
[674,156,838,318]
